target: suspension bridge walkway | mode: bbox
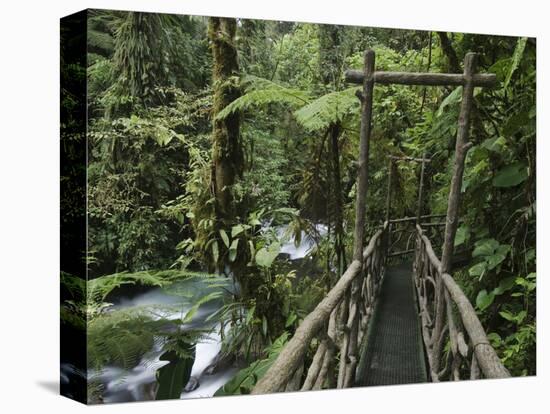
[250,50,510,395]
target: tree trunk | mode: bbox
[208,17,243,221]
[437,32,461,73]
[319,25,347,277]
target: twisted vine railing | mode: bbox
[414,224,510,380]
[251,223,389,394]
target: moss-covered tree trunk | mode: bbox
[208,18,287,355]
[208,17,244,222]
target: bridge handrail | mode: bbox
[251,223,389,394]
[414,225,510,380]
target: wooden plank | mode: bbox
[345,70,496,87]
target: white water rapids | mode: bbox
[89,224,327,403]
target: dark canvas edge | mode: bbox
[60,8,88,405]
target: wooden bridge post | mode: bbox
[338,50,375,388]
[385,158,394,259]
[352,50,375,261]
[432,53,478,374]
[385,158,393,224]
[416,156,426,224]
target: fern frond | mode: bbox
[87,307,206,370]
[61,271,86,300]
[293,87,360,131]
[215,76,310,120]
[86,268,216,303]
[87,309,157,370]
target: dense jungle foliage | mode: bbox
[61,10,535,402]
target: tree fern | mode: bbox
[293,87,359,131]
[216,76,360,133]
[215,75,310,120]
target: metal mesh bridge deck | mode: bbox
[356,263,428,386]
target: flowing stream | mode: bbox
[91,224,327,403]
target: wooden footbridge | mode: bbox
[251,50,510,394]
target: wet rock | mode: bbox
[204,353,234,375]
[184,376,200,392]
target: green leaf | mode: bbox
[503,111,530,137]
[262,316,268,337]
[499,310,515,321]
[492,276,516,295]
[248,219,261,227]
[486,253,506,270]
[454,225,470,247]
[245,305,255,325]
[495,244,511,256]
[229,239,240,263]
[482,136,506,153]
[476,289,495,311]
[493,163,528,188]
[499,310,527,324]
[504,37,528,89]
[488,57,511,83]
[285,312,297,328]
[255,242,281,268]
[155,348,195,400]
[155,126,174,146]
[219,229,230,248]
[212,240,219,263]
[487,332,502,347]
[183,291,224,323]
[248,240,255,260]
[525,250,536,264]
[516,310,527,324]
[273,207,299,216]
[214,333,289,396]
[231,224,246,238]
[472,238,499,257]
[469,262,487,277]
[515,276,536,292]
[436,86,462,117]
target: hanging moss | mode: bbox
[107,12,172,117]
